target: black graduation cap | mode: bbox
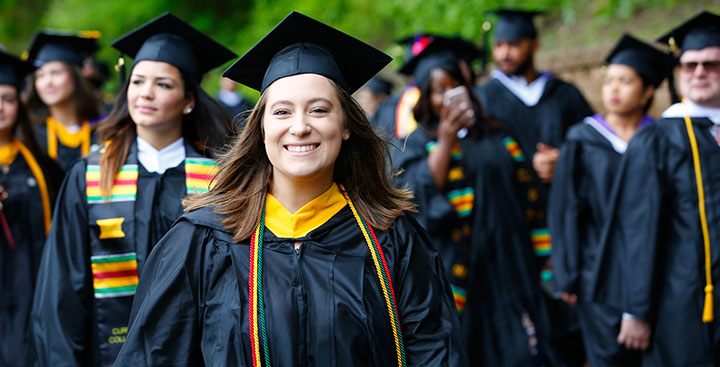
[0,49,34,89]
[399,36,475,89]
[657,11,720,53]
[605,34,673,87]
[223,11,391,94]
[111,12,237,80]
[363,77,393,95]
[488,9,544,41]
[26,31,99,67]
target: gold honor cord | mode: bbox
[682,99,713,322]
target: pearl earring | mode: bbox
[185,106,194,114]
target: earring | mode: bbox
[185,106,194,114]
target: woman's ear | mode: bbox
[184,94,196,115]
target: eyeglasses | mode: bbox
[679,61,720,74]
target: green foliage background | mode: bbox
[1,0,718,100]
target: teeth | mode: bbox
[286,145,317,152]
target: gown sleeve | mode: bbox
[604,128,663,320]
[548,139,582,294]
[391,131,455,233]
[31,161,93,366]
[114,218,210,367]
[389,214,469,366]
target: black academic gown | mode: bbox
[372,93,402,142]
[475,74,593,156]
[548,122,641,366]
[35,122,99,172]
[114,204,468,366]
[0,154,51,367]
[392,127,563,366]
[31,143,192,367]
[465,133,565,367]
[599,117,720,366]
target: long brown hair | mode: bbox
[184,78,415,242]
[96,65,234,196]
[25,62,100,125]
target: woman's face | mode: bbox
[0,85,19,134]
[34,61,75,106]
[127,60,194,132]
[263,73,349,184]
[429,68,461,117]
[602,64,654,115]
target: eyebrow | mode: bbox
[269,97,333,109]
[131,73,176,82]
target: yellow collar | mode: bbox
[47,116,90,148]
[0,140,19,165]
[265,183,347,238]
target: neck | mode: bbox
[0,128,12,146]
[49,100,80,127]
[605,110,645,142]
[270,171,334,214]
[136,122,183,151]
[522,67,539,84]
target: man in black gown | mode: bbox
[476,10,593,183]
[476,9,593,366]
[604,11,720,366]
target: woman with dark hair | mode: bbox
[548,34,672,366]
[0,49,63,367]
[115,11,466,366]
[391,36,567,366]
[25,31,101,171]
[31,13,236,367]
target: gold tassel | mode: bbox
[704,285,714,322]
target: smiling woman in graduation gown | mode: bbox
[25,31,102,171]
[30,13,236,367]
[548,34,671,366]
[0,50,63,367]
[115,12,466,366]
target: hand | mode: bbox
[532,143,560,183]
[561,292,577,306]
[437,101,475,145]
[617,317,651,350]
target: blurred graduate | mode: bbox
[31,13,235,366]
[548,34,672,366]
[390,36,567,366]
[599,11,720,366]
[115,11,467,366]
[0,48,62,367]
[25,31,102,171]
[373,34,481,144]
